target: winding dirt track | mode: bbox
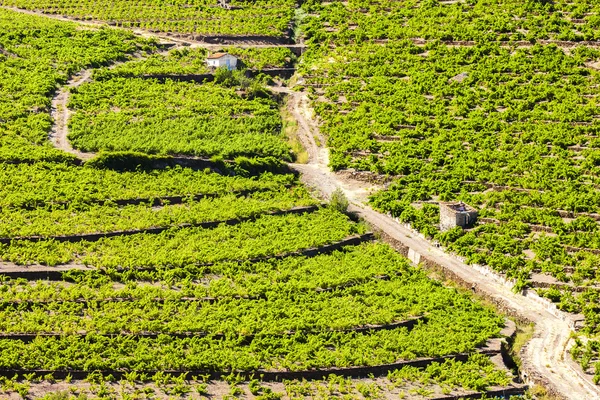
[282,87,600,399]
[50,70,95,160]
[49,42,185,159]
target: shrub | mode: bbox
[329,188,349,213]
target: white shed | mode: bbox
[206,53,238,70]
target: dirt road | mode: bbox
[49,42,186,160]
[50,70,95,160]
[285,87,600,399]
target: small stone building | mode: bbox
[206,53,238,70]
[439,202,478,231]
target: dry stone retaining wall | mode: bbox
[367,215,592,399]
[0,205,321,245]
[0,233,375,280]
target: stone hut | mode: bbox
[439,202,478,231]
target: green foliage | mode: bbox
[224,47,296,70]
[300,0,600,356]
[1,0,296,37]
[68,77,290,160]
[0,5,511,398]
[0,188,314,238]
[303,0,600,43]
[214,67,242,87]
[0,268,503,372]
[231,156,288,176]
[282,354,511,398]
[329,188,349,214]
[571,338,600,383]
[0,8,145,164]
[40,392,79,400]
[94,47,210,80]
[0,163,296,209]
[257,391,284,400]
[0,208,363,266]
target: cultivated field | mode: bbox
[0,0,297,39]
[0,5,529,400]
[298,0,600,389]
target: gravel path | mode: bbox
[284,87,600,400]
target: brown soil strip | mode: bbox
[563,245,600,255]
[0,45,17,58]
[431,386,526,400]
[530,275,600,293]
[50,70,95,160]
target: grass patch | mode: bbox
[281,104,309,164]
[513,323,535,358]
[528,384,563,400]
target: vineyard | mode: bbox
[303,0,600,42]
[0,0,297,39]
[0,7,152,164]
[63,42,300,158]
[297,0,600,388]
[94,47,212,79]
[0,4,534,400]
[67,77,289,159]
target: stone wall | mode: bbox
[367,216,586,399]
[439,202,478,231]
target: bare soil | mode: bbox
[11,377,524,400]
[50,69,95,160]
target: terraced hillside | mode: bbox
[0,0,297,40]
[0,6,527,400]
[67,77,288,158]
[297,0,600,387]
[0,8,146,165]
